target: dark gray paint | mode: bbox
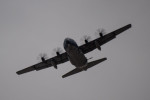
[0,0,150,100]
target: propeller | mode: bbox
[80,35,91,44]
[95,28,106,37]
[52,47,63,56]
[37,53,48,62]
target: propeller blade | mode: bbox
[80,35,91,44]
[37,53,48,62]
[95,28,106,37]
[52,47,63,56]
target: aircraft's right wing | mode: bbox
[79,24,132,54]
[16,52,69,75]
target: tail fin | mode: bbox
[62,57,107,78]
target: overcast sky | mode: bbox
[0,0,150,100]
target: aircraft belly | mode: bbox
[68,49,87,67]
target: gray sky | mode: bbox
[0,0,150,100]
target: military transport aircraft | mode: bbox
[16,24,132,78]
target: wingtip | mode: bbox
[16,71,20,75]
[125,24,132,29]
[128,24,132,28]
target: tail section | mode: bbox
[62,57,107,78]
[84,57,107,70]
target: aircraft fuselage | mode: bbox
[64,38,87,68]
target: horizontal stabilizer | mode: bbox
[62,57,107,78]
[85,57,107,70]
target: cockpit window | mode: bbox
[63,38,78,49]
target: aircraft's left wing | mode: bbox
[16,52,68,75]
[79,24,132,54]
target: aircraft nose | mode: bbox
[63,38,71,50]
[63,38,78,51]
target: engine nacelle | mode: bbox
[41,57,46,63]
[56,52,60,56]
[100,33,103,37]
[95,41,101,50]
[50,60,57,69]
[85,40,88,44]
